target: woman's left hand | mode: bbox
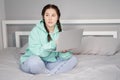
[61,50,68,53]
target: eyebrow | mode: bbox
[45,13,56,15]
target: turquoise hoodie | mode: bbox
[20,20,72,63]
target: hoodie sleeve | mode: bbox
[28,27,56,57]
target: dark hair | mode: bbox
[41,4,62,42]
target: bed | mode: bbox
[1,19,120,80]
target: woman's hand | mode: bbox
[61,50,68,53]
[61,48,74,53]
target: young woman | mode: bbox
[20,4,78,75]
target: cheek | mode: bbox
[44,17,48,21]
[44,19,47,24]
[53,18,58,23]
[53,20,58,25]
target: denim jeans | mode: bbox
[20,55,78,75]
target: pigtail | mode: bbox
[57,20,62,32]
[43,21,52,42]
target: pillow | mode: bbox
[78,37,120,55]
[19,37,120,56]
[18,43,28,54]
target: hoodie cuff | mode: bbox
[59,52,72,60]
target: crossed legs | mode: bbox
[20,55,78,74]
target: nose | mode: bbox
[48,16,52,20]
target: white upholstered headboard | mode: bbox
[2,19,120,48]
[15,31,117,48]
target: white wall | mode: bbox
[4,0,120,20]
[0,0,5,50]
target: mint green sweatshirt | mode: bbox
[20,20,72,63]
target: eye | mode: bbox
[45,14,49,16]
[52,14,56,17]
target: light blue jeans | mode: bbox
[20,55,77,75]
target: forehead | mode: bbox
[45,8,57,14]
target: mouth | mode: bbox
[48,22,52,24]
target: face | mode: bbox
[44,8,58,28]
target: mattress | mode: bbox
[0,47,120,80]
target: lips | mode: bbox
[48,22,53,24]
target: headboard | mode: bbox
[15,31,117,48]
[2,19,120,48]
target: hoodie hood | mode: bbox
[36,19,59,33]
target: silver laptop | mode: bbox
[56,29,83,52]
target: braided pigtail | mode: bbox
[43,21,52,42]
[57,20,62,32]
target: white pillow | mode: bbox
[78,37,120,55]
[19,37,120,56]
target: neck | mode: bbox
[47,26,55,33]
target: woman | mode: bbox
[20,4,78,75]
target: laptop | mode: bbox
[56,29,83,52]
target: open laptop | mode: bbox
[56,29,83,52]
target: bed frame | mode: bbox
[2,19,120,48]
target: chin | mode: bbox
[48,24,54,27]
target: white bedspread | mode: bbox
[0,48,120,80]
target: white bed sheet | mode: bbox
[0,47,120,80]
